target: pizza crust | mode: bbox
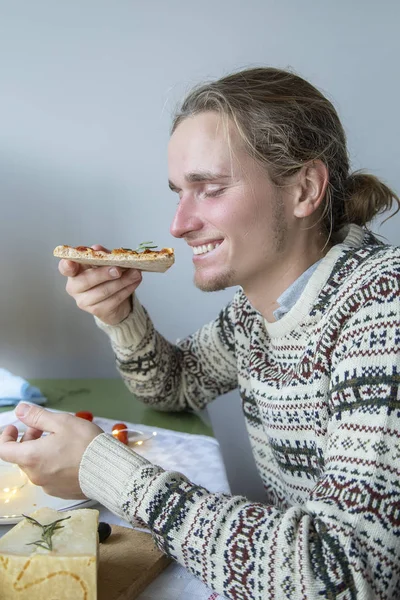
[53,245,175,273]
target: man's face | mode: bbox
[168,111,292,293]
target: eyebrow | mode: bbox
[168,171,231,192]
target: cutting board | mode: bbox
[98,525,171,600]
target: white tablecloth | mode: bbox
[0,410,230,600]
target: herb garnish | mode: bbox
[120,242,158,252]
[136,241,158,251]
[23,514,71,551]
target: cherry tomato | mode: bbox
[112,423,129,445]
[75,410,94,422]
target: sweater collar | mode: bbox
[263,224,367,338]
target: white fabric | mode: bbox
[0,410,229,599]
[0,369,46,406]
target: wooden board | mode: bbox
[98,525,171,600]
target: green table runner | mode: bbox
[0,379,213,437]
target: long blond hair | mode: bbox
[172,67,399,237]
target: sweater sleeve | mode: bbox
[95,293,238,411]
[81,281,400,599]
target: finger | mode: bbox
[91,282,138,320]
[0,425,29,464]
[20,426,43,443]
[77,269,141,308]
[88,269,142,306]
[91,244,110,252]
[15,403,70,434]
[0,434,45,466]
[58,259,85,277]
[0,424,19,444]
[65,264,130,297]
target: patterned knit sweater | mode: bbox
[80,224,400,600]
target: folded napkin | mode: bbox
[0,369,47,407]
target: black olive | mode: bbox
[98,522,112,543]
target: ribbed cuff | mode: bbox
[79,433,150,518]
[94,295,149,348]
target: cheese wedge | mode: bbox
[0,507,98,600]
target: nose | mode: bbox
[170,195,203,239]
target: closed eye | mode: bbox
[204,187,227,198]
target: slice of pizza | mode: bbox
[53,244,175,273]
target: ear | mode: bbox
[293,160,329,219]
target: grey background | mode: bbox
[1,0,399,500]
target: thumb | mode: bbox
[15,403,59,433]
[91,244,110,252]
[58,259,81,277]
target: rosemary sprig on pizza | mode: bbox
[53,241,175,273]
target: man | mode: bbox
[1,67,400,599]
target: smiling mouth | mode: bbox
[192,242,222,256]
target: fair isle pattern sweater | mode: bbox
[80,225,400,600]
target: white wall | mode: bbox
[1,0,399,499]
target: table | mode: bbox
[0,379,227,599]
[0,378,213,437]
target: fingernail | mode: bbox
[128,270,140,281]
[15,403,30,418]
[109,268,120,278]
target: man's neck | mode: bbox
[243,238,331,321]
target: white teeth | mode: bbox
[193,242,221,256]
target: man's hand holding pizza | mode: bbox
[58,245,143,326]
